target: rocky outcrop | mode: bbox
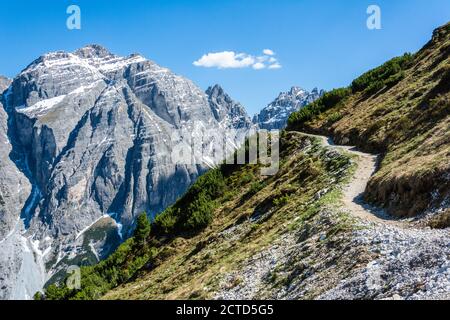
[0,45,250,299]
[0,76,10,93]
[206,84,253,131]
[0,76,32,241]
[253,87,323,130]
[0,77,42,300]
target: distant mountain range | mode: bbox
[253,87,324,130]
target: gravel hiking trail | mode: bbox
[299,132,408,228]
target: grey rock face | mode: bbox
[0,77,42,300]
[0,45,249,299]
[206,84,252,131]
[0,76,11,93]
[253,87,324,130]
[0,76,31,241]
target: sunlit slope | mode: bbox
[288,22,450,222]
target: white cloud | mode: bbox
[252,62,266,70]
[193,49,281,70]
[268,63,282,69]
[193,51,255,69]
[256,56,269,63]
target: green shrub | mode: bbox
[134,213,151,247]
[273,195,290,207]
[248,181,266,196]
[320,88,352,109]
[351,53,413,93]
[153,168,226,235]
[44,283,72,300]
[238,172,255,186]
[153,207,178,234]
[287,87,351,129]
[327,112,343,123]
[185,193,215,229]
[365,80,385,95]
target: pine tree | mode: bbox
[134,213,151,247]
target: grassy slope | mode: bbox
[288,22,450,220]
[42,131,362,300]
[101,132,360,299]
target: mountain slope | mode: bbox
[41,132,362,299]
[288,22,450,223]
[0,45,250,299]
[254,87,323,130]
[39,22,450,301]
[43,130,449,300]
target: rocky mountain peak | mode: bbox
[253,86,324,130]
[311,87,323,95]
[206,84,252,132]
[0,76,11,93]
[206,84,236,108]
[0,45,250,299]
[206,84,226,98]
[74,44,114,59]
[288,86,306,96]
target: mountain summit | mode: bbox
[253,86,324,130]
[206,84,253,131]
[73,44,114,58]
[0,45,250,299]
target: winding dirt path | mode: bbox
[300,133,407,228]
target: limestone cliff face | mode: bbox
[0,45,250,299]
[206,84,253,131]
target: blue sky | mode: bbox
[0,0,449,115]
